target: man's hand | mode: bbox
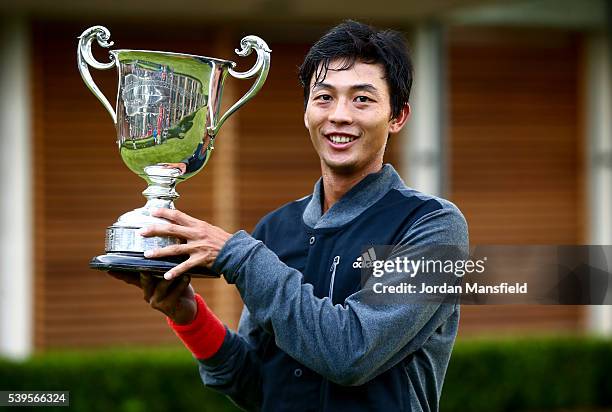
[139,208,232,280]
[108,271,197,325]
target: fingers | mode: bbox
[164,275,192,305]
[139,222,192,239]
[149,275,192,314]
[139,272,196,324]
[144,244,190,259]
[141,273,159,303]
[164,257,199,280]
[139,208,206,239]
[150,208,200,226]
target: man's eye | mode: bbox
[355,96,372,103]
[315,94,332,101]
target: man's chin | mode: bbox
[323,159,360,175]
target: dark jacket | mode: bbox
[203,165,469,411]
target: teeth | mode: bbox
[329,135,355,144]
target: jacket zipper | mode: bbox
[328,255,340,299]
[319,256,340,410]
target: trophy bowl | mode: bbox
[77,26,270,277]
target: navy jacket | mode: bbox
[203,165,469,411]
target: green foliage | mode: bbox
[0,347,240,412]
[442,336,612,412]
[1,337,611,412]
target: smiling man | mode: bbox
[111,20,468,411]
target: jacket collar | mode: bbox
[303,164,406,229]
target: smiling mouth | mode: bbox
[326,134,358,144]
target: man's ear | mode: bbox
[304,110,309,129]
[389,104,411,134]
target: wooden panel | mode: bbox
[448,27,585,336]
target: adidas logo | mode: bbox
[352,248,377,269]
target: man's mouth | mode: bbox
[325,134,358,145]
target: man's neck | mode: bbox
[320,162,383,214]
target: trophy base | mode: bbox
[90,253,219,278]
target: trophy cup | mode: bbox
[78,26,270,277]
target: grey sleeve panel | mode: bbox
[207,202,469,387]
[400,198,469,246]
[197,308,263,411]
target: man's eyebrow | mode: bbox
[311,83,380,95]
[311,82,334,91]
[351,84,379,95]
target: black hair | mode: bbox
[298,20,413,119]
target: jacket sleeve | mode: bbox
[211,203,469,386]
[197,306,265,411]
[196,222,270,411]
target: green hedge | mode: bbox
[1,337,611,412]
[442,337,612,412]
[0,347,239,412]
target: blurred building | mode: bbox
[0,0,610,358]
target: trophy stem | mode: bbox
[141,164,181,209]
[100,165,184,255]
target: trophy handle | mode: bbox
[77,26,117,123]
[207,36,271,137]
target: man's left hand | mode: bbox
[139,208,232,280]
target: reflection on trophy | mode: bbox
[77,25,271,277]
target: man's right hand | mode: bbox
[108,272,197,325]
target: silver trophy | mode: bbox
[78,26,270,277]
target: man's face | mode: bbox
[304,59,408,175]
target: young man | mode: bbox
[111,20,468,411]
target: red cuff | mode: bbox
[167,294,226,360]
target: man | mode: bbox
[111,20,468,411]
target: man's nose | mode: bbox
[328,99,352,124]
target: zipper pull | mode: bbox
[329,255,340,299]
